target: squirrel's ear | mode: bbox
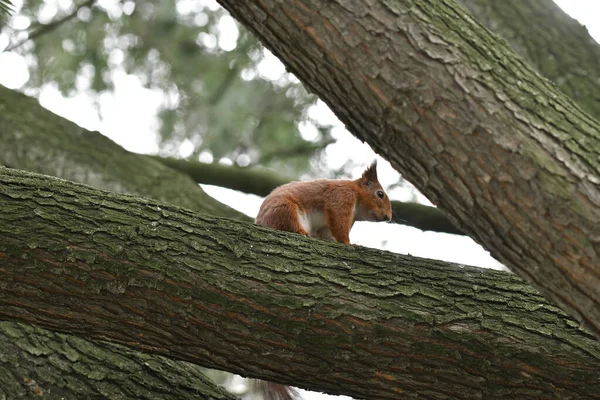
[361,160,378,184]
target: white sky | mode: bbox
[0,2,598,397]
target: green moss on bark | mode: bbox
[0,167,599,399]
[0,321,237,399]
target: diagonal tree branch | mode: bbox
[1,167,599,399]
[458,0,600,118]
[213,0,600,339]
[0,85,249,221]
[0,321,237,399]
[154,155,464,235]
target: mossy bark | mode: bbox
[0,85,249,222]
[0,321,236,399]
[214,0,600,339]
[458,0,600,118]
[1,168,599,399]
[0,86,248,398]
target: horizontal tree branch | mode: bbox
[153,156,289,199]
[214,0,600,340]
[154,156,464,235]
[1,167,599,399]
[0,321,236,399]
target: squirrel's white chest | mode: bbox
[298,210,333,240]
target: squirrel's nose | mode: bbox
[386,214,392,222]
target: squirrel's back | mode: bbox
[255,179,357,238]
[256,162,391,243]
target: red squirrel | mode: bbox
[256,160,392,244]
[252,161,392,400]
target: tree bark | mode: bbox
[155,156,463,235]
[0,321,236,399]
[1,167,599,400]
[458,0,600,118]
[214,0,600,339]
[0,86,249,397]
[0,85,249,221]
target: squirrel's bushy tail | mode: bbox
[250,380,299,400]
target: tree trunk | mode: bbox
[214,0,600,339]
[0,321,236,399]
[154,156,463,235]
[0,85,248,221]
[458,0,600,118]
[1,167,599,400]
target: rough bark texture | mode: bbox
[0,321,236,399]
[458,0,600,118]
[1,168,599,400]
[0,85,248,221]
[0,85,249,398]
[156,156,463,235]
[214,0,600,339]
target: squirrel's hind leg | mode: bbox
[256,201,311,237]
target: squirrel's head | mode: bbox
[355,160,392,223]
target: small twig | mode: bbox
[208,63,240,105]
[5,0,95,52]
[0,0,15,16]
[0,0,15,28]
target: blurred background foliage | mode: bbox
[1,0,336,178]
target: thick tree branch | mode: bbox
[1,167,599,399]
[214,0,600,339]
[458,0,600,118]
[0,85,248,221]
[0,87,248,397]
[154,156,464,235]
[0,321,236,399]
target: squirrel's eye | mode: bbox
[377,190,384,199]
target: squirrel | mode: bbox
[251,161,392,400]
[256,160,392,244]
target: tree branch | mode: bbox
[458,0,600,118]
[153,156,289,198]
[0,86,249,398]
[0,321,237,399]
[0,85,249,221]
[154,156,464,235]
[214,0,600,339]
[1,167,599,399]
